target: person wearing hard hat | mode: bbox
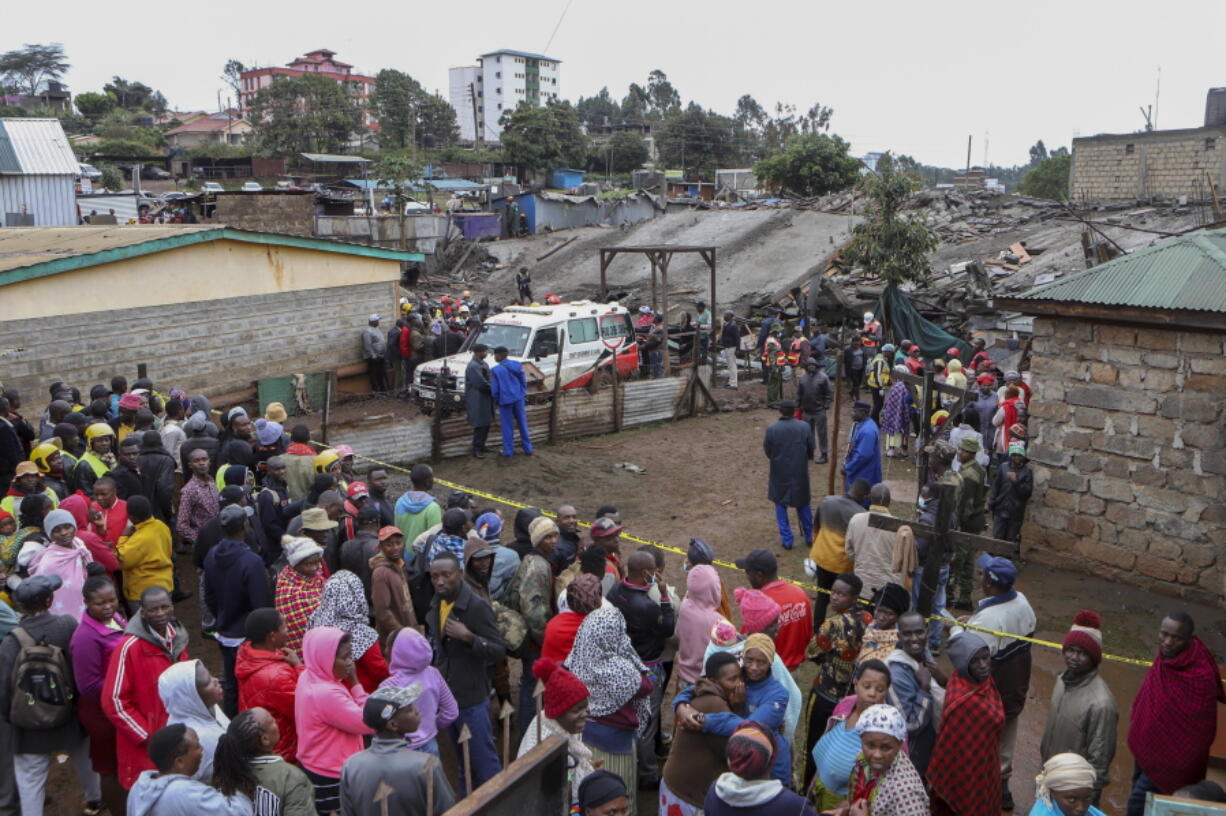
[74,423,116,496]
[30,440,73,500]
[861,310,882,349]
[1,461,59,516]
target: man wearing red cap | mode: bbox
[1040,610,1117,805]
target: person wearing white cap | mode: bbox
[861,310,881,349]
[361,315,388,393]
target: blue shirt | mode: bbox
[811,719,860,795]
[489,360,528,406]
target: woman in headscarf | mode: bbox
[809,659,897,811]
[944,358,967,391]
[676,633,792,786]
[702,615,802,743]
[703,721,818,816]
[881,366,914,457]
[927,631,1004,816]
[576,770,630,816]
[159,659,229,782]
[517,658,596,812]
[275,535,328,652]
[675,565,725,686]
[837,703,928,816]
[541,573,602,664]
[685,538,734,620]
[309,569,389,691]
[993,385,1024,458]
[1028,753,1105,816]
[661,651,744,816]
[857,582,910,664]
[22,508,95,620]
[564,603,651,814]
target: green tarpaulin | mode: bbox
[878,284,972,361]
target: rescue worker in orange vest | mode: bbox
[762,326,788,406]
[861,311,882,349]
[787,327,811,382]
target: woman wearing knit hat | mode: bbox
[507,515,558,735]
[1039,611,1116,805]
[733,586,781,638]
[516,658,594,810]
[274,535,327,652]
[22,507,95,619]
[703,721,817,816]
[1028,753,1105,816]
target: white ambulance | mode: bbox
[411,301,640,413]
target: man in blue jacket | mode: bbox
[489,346,533,458]
[843,400,881,500]
[203,502,273,716]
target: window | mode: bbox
[472,324,530,357]
[568,318,599,343]
[600,313,632,342]
[1125,143,1135,154]
[497,103,502,110]
[1207,138,1217,150]
[496,87,501,94]
[530,327,559,358]
[496,71,501,78]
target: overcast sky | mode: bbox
[9,0,1225,168]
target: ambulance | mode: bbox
[411,301,640,413]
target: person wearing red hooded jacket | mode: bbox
[235,607,304,763]
[101,585,189,788]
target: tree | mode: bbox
[575,87,621,128]
[842,153,941,286]
[605,131,649,173]
[86,138,161,158]
[98,163,123,192]
[416,92,459,148]
[656,105,738,175]
[753,132,860,197]
[1017,153,1071,200]
[248,74,359,156]
[1028,140,1048,166]
[222,60,245,103]
[374,68,421,149]
[0,43,68,96]
[75,92,116,117]
[372,153,424,249]
[646,70,681,118]
[103,77,168,114]
[499,100,586,171]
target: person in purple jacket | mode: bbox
[68,574,129,816]
[379,627,458,756]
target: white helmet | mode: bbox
[864,311,874,322]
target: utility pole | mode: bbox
[469,83,481,151]
[965,134,972,176]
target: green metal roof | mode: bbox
[0,226,424,288]
[1012,229,1226,313]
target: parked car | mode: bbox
[201,182,225,193]
[140,166,170,180]
[241,181,263,192]
[78,163,102,181]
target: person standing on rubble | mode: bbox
[861,311,882,349]
[720,311,741,390]
[788,327,811,382]
[866,343,894,425]
[796,360,831,464]
[762,327,786,406]
[515,267,533,304]
[696,301,713,365]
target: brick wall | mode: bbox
[213,193,315,236]
[0,281,395,398]
[1070,127,1226,201]
[1024,317,1226,605]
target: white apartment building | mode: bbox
[448,49,561,144]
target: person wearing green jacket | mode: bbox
[395,464,441,548]
[213,707,315,815]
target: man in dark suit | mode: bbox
[762,399,814,551]
[464,344,493,458]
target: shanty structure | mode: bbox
[599,245,717,377]
[996,229,1226,606]
[0,118,79,226]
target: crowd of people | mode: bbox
[0,358,1222,816]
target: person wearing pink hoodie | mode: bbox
[294,625,372,816]
[676,564,724,685]
[379,627,458,756]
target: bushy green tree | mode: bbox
[104,77,168,114]
[86,138,161,158]
[575,87,620,128]
[499,100,586,172]
[656,105,738,175]
[753,132,860,197]
[74,91,116,117]
[0,43,68,96]
[605,131,649,173]
[374,69,458,150]
[372,153,424,249]
[843,153,941,286]
[98,163,123,192]
[248,74,359,155]
[1017,153,1071,200]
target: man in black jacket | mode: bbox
[990,442,1033,543]
[137,430,176,524]
[110,437,145,500]
[796,359,832,464]
[607,549,675,786]
[428,552,505,794]
[719,311,741,389]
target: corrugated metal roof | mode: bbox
[0,119,79,176]
[300,152,371,163]
[342,178,485,192]
[1011,229,1226,313]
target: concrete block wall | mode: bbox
[1023,317,1226,606]
[213,193,315,236]
[0,281,395,399]
[1070,127,1226,201]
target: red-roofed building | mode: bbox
[239,49,376,129]
[165,111,253,148]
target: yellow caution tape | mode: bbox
[319,443,1156,668]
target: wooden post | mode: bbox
[499,700,515,767]
[599,249,610,301]
[424,756,437,815]
[660,253,671,378]
[649,255,659,314]
[917,482,957,616]
[431,375,443,462]
[457,722,473,795]
[321,374,332,446]
[611,339,623,433]
[917,370,934,492]
[549,330,567,442]
[534,679,545,745]
[826,327,845,496]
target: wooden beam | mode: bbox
[917,483,957,616]
[866,512,1019,558]
[891,369,972,401]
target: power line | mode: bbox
[542,0,575,56]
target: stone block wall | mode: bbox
[1024,317,1226,606]
[212,193,315,236]
[1070,127,1226,201]
[0,281,394,399]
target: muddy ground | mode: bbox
[45,373,1225,815]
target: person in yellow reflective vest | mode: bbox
[866,342,895,424]
[0,461,59,517]
[73,423,116,496]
